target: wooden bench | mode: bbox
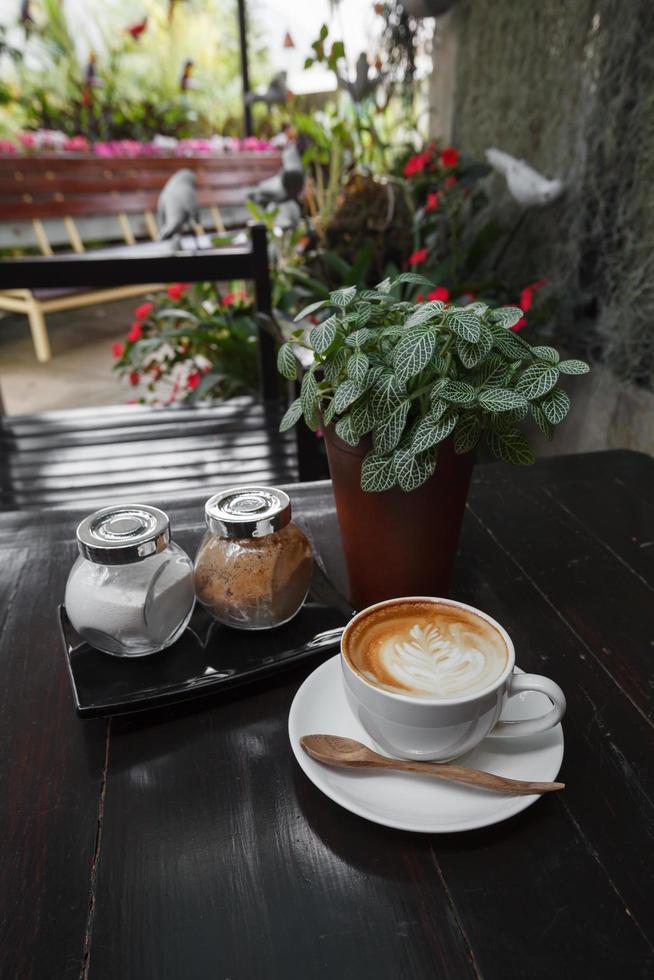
[0,152,281,362]
[0,223,326,509]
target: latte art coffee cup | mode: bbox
[345,600,509,699]
[341,596,566,762]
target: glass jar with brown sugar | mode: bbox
[193,487,313,630]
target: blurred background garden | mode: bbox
[1,0,652,457]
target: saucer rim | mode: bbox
[288,654,565,834]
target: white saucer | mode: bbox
[288,655,564,833]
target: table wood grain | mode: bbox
[1,450,652,979]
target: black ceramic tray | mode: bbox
[59,565,353,717]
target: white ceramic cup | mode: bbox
[341,596,566,762]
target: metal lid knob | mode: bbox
[204,486,291,538]
[76,504,171,564]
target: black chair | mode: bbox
[0,223,325,509]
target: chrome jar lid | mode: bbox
[76,504,170,564]
[204,486,291,539]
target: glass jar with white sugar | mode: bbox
[64,504,195,657]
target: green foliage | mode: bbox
[277,275,589,492]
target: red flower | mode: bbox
[416,292,424,303]
[403,151,431,178]
[127,321,143,342]
[512,317,527,332]
[187,370,201,390]
[443,175,458,189]
[427,286,450,302]
[129,370,140,386]
[440,147,459,168]
[134,301,154,320]
[167,282,189,301]
[111,341,124,358]
[407,248,428,266]
[519,287,533,312]
[425,191,440,212]
[222,291,250,307]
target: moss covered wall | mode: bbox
[449,0,654,389]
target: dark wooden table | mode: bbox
[2,450,653,980]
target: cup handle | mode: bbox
[490,673,566,738]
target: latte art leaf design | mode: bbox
[383,622,490,696]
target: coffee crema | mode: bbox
[345,600,509,699]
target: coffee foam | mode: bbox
[345,601,509,699]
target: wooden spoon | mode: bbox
[300,735,564,796]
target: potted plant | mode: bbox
[277,273,589,608]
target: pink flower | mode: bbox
[127,321,143,342]
[187,371,201,390]
[407,248,428,266]
[428,286,450,302]
[167,283,189,301]
[440,147,459,168]
[134,301,154,320]
[19,133,36,149]
[111,342,124,358]
[425,191,440,212]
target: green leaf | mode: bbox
[454,413,481,454]
[431,398,448,421]
[350,304,373,328]
[541,387,571,424]
[446,308,481,342]
[531,403,554,440]
[361,452,397,492]
[531,345,560,363]
[277,343,297,380]
[375,277,392,293]
[393,326,438,384]
[309,315,338,354]
[373,400,410,454]
[558,359,590,375]
[404,301,445,329]
[488,320,531,359]
[330,285,357,308]
[441,380,476,405]
[350,399,375,436]
[412,410,458,453]
[358,289,396,303]
[335,414,360,446]
[345,327,372,348]
[294,299,326,322]
[394,446,438,492]
[395,272,435,288]
[322,398,337,427]
[487,429,535,466]
[478,388,529,413]
[516,364,560,400]
[371,373,406,416]
[333,379,363,414]
[279,398,303,432]
[490,306,524,329]
[474,355,509,388]
[347,351,369,385]
[300,370,319,429]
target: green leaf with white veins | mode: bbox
[393,326,437,384]
[446,308,481,342]
[558,359,590,375]
[395,272,435,288]
[478,388,529,412]
[361,452,397,492]
[404,301,445,329]
[454,413,481,454]
[440,380,476,404]
[394,445,438,492]
[334,414,359,446]
[279,397,303,432]
[345,327,372,347]
[373,400,410,454]
[330,286,357,308]
[294,299,326,322]
[487,430,535,465]
[300,371,319,428]
[277,343,297,380]
[323,347,349,383]
[516,364,560,400]
[347,352,369,386]
[430,398,448,421]
[412,410,458,453]
[531,345,560,363]
[531,403,554,440]
[541,387,570,424]
[309,315,338,354]
[350,399,375,436]
[371,373,406,416]
[333,379,363,414]
[489,306,524,330]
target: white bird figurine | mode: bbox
[485,148,563,207]
[245,71,288,107]
[157,169,200,239]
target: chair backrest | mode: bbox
[0,222,280,401]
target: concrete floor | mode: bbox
[0,300,133,414]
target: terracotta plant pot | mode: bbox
[323,427,475,610]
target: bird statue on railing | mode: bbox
[157,169,201,241]
[485,148,564,208]
[245,71,289,107]
[336,52,384,103]
[248,142,304,206]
